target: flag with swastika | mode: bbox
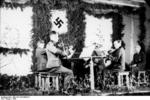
[50,10,68,34]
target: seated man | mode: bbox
[131,43,146,76]
[104,40,126,71]
[35,40,47,89]
[103,40,126,86]
[35,39,47,71]
[45,31,74,92]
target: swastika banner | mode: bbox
[50,10,68,34]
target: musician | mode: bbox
[131,43,146,76]
[105,40,126,71]
[45,31,74,93]
[35,40,47,71]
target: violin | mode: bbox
[103,49,118,67]
[56,40,75,58]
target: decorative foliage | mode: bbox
[82,1,140,15]
[83,9,125,42]
[111,13,125,41]
[138,7,146,43]
[0,47,29,55]
[60,3,86,58]
[0,0,146,72]
[31,1,52,72]
[0,73,35,90]
[145,0,150,6]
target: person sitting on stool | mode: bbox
[104,39,126,72]
[131,43,146,78]
[45,31,74,93]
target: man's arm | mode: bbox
[120,48,125,70]
[46,42,65,56]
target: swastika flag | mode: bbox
[50,10,68,34]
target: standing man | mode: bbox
[45,31,74,92]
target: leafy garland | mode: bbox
[31,1,52,72]
[60,2,85,58]
[111,12,125,41]
[81,1,142,15]
[84,9,125,42]
[0,47,29,56]
[138,7,146,52]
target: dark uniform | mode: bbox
[107,47,125,71]
[132,51,146,76]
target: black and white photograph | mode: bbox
[0,0,150,97]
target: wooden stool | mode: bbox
[138,71,146,86]
[41,75,47,92]
[49,74,59,91]
[40,74,59,94]
[118,72,129,88]
[35,73,38,88]
[37,73,42,90]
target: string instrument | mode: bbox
[103,49,119,67]
[105,54,119,62]
[56,39,75,58]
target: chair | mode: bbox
[48,73,59,91]
[138,71,146,86]
[38,73,59,94]
[118,71,130,88]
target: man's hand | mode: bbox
[104,59,111,67]
[132,64,137,67]
[62,51,68,57]
[64,46,75,58]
